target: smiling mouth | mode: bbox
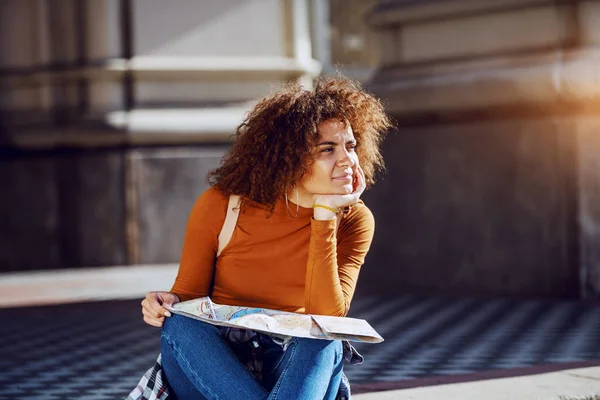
[333,174,353,181]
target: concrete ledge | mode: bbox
[0,264,178,308]
[369,48,600,116]
[105,106,248,136]
[368,0,556,27]
[5,106,248,149]
[354,366,600,400]
[1,56,323,87]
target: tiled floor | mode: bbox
[1,295,600,399]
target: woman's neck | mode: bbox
[286,186,313,209]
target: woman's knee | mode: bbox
[295,338,342,351]
[329,340,344,364]
[162,314,217,342]
[161,315,186,354]
[161,314,186,338]
[293,339,343,362]
[161,316,221,361]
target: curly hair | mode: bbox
[208,75,392,210]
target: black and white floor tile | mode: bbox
[1,295,599,399]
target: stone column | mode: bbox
[361,0,600,298]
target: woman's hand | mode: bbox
[141,291,180,327]
[313,165,366,220]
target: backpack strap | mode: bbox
[217,194,241,257]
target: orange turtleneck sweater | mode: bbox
[170,187,375,317]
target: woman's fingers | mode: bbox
[149,302,171,318]
[142,305,163,319]
[149,293,173,316]
[157,292,179,314]
[349,168,365,200]
[141,292,173,327]
[141,298,161,318]
[142,303,167,327]
[143,314,165,327]
[356,166,367,193]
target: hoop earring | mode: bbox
[285,186,299,218]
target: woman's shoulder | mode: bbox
[197,186,228,205]
[188,186,229,222]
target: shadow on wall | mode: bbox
[358,71,590,299]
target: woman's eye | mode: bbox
[321,147,334,153]
[347,144,357,151]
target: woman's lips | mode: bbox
[333,174,353,181]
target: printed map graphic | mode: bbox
[168,297,383,343]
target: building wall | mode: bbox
[0,0,319,272]
[361,0,600,298]
[329,0,380,68]
[1,149,128,270]
[4,0,598,300]
[360,120,582,298]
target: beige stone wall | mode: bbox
[0,0,324,271]
[0,0,322,145]
[1,0,387,133]
[329,0,380,68]
[368,0,600,115]
[363,0,600,298]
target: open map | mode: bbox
[166,297,383,343]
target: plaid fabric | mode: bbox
[125,339,362,400]
[343,340,364,365]
[125,355,169,400]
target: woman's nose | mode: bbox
[337,149,354,167]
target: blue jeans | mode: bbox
[161,314,344,400]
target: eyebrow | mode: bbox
[316,139,357,146]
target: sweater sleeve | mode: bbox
[304,202,375,317]
[170,187,227,302]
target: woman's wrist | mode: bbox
[313,203,339,220]
[169,292,182,303]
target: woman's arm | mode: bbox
[304,202,375,316]
[170,187,228,302]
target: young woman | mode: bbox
[140,76,391,400]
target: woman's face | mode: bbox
[297,119,358,196]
